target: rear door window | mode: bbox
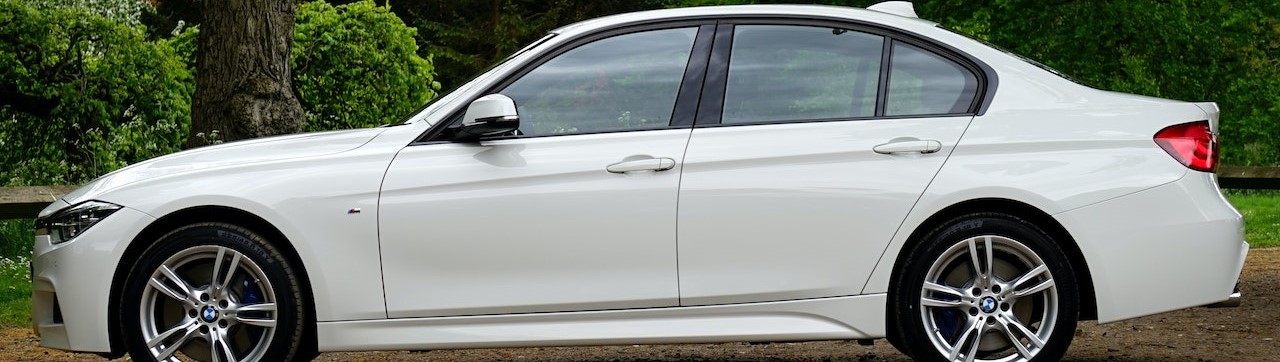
[721,25,885,124]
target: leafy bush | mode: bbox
[0,0,194,185]
[293,0,439,131]
[21,0,151,26]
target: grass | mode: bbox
[0,193,1274,327]
[0,256,30,327]
[0,219,32,327]
[1226,190,1280,249]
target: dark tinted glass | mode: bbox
[500,28,697,136]
[721,25,885,124]
[886,42,978,116]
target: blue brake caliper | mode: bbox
[931,279,962,342]
[243,279,264,340]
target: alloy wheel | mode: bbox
[139,245,278,362]
[919,235,1059,362]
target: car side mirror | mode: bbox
[451,94,520,141]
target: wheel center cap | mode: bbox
[979,296,998,313]
[201,305,219,322]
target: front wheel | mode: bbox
[121,223,307,362]
[889,213,1079,362]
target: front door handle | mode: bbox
[873,138,943,154]
[606,157,677,173]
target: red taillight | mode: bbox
[1154,121,1217,172]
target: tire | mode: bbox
[888,213,1079,362]
[121,223,306,362]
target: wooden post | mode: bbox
[1217,166,1280,190]
[0,186,80,219]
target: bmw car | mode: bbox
[32,2,1246,361]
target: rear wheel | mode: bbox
[889,213,1079,362]
[121,223,306,362]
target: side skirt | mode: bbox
[317,294,887,352]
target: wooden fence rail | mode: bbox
[0,166,1275,220]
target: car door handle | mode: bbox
[606,157,677,173]
[873,139,943,154]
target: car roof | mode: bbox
[550,4,939,38]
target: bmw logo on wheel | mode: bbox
[980,297,998,313]
[202,306,218,322]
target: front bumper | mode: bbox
[32,206,154,353]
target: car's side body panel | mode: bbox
[861,74,1240,323]
[676,117,969,305]
[315,294,886,352]
[378,129,693,317]
[88,131,420,322]
[1056,171,1246,322]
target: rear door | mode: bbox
[676,23,985,305]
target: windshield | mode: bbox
[938,25,1086,85]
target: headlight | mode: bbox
[34,201,123,244]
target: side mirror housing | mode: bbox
[451,94,520,141]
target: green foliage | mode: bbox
[0,0,194,185]
[21,0,152,26]
[0,218,29,327]
[917,0,1280,166]
[0,0,440,186]
[0,220,32,260]
[293,0,439,131]
[395,0,663,90]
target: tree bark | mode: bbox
[188,0,304,147]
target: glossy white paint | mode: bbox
[1056,171,1246,322]
[32,206,154,352]
[30,2,1246,357]
[316,294,886,352]
[677,117,969,305]
[866,1,919,18]
[378,129,691,317]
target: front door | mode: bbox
[379,26,706,317]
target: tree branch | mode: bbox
[0,85,60,117]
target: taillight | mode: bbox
[1154,121,1216,172]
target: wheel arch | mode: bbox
[106,205,319,358]
[889,198,1098,321]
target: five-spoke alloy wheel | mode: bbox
[122,223,306,362]
[890,213,1079,362]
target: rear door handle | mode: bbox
[873,138,942,154]
[606,157,677,173]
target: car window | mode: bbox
[885,42,978,116]
[722,25,884,124]
[500,28,697,137]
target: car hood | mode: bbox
[55,128,386,210]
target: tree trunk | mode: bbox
[188,0,304,147]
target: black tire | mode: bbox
[888,213,1079,362]
[121,223,307,362]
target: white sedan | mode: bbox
[32,2,1246,362]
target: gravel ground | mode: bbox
[5,248,1276,361]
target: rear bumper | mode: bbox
[1206,283,1241,308]
[1055,171,1247,323]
